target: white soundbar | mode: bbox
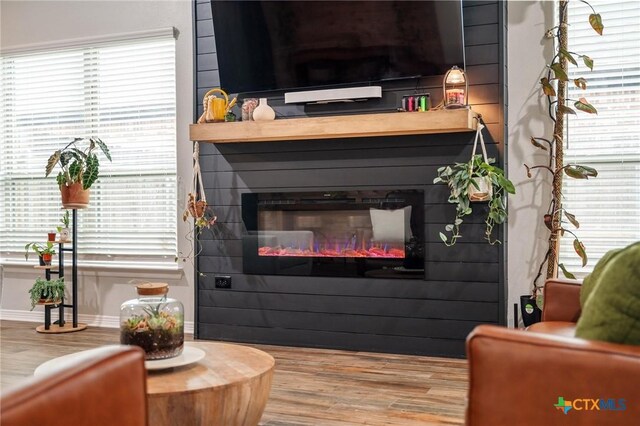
[284,86,382,104]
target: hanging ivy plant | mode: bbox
[434,154,515,246]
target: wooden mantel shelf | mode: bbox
[189,109,478,143]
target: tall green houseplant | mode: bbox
[525,0,603,295]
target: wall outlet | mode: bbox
[214,275,232,289]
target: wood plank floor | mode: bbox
[0,320,467,425]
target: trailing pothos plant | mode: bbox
[435,154,515,246]
[525,0,603,296]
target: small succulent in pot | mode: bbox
[56,210,71,241]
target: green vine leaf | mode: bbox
[581,165,598,177]
[582,55,594,71]
[564,211,580,229]
[557,105,576,115]
[574,97,598,114]
[540,78,556,97]
[573,239,588,267]
[574,77,587,90]
[439,232,447,243]
[559,48,577,66]
[589,13,604,35]
[558,263,577,280]
[497,175,515,194]
[564,165,598,180]
[530,137,549,151]
[550,63,569,81]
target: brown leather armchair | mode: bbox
[1,346,147,426]
[466,279,640,426]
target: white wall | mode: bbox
[0,1,194,328]
[506,1,555,326]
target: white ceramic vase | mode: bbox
[59,228,71,242]
[252,98,276,121]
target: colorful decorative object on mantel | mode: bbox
[443,65,468,109]
[241,98,259,121]
[197,88,237,124]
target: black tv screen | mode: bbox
[211,1,465,94]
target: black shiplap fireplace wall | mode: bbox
[193,0,507,357]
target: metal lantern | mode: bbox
[443,66,468,109]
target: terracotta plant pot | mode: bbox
[47,232,56,242]
[41,253,53,265]
[39,292,61,305]
[60,183,90,209]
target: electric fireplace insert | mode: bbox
[242,190,424,278]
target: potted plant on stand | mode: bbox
[24,242,56,266]
[45,137,112,209]
[57,210,71,242]
[434,123,515,246]
[28,277,65,310]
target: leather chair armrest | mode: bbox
[1,346,148,426]
[542,278,582,322]
[466,325,640,426]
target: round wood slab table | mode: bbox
[147,341,275,426]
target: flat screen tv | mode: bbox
[210,1,465,95]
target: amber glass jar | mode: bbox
[119,282,184,360]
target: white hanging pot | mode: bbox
[467,123,492,202]
[252,98,276,121]
[468,176,493,202]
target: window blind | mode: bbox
[0,35,177,262]
[560,0,640,276]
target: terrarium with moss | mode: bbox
[120,282,184,360]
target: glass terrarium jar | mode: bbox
[120,282,184,360]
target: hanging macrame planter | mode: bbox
[183,142,217,229]
[468,123,493,203]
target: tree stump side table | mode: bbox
[146,341,275,426]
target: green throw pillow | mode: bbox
[575,242,640,345]
[579,247,623,307]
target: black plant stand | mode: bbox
[34,209,87,333]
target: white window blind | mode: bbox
[560,0,640,276]
[0,35,177,262]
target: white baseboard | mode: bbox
[0,309,194,334]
